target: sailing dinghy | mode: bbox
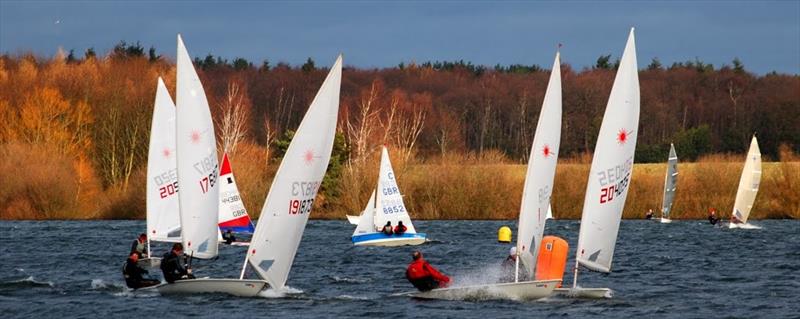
[729,136,761,228]
[659,144,678,223]
[142,77,182,267]
[218,152,255,245]
[237,54,342,292]
[553,28,639,299]
[351,146,427,246]
[146,35,268,296]
[406,51,563,300]
[346,214,360,225]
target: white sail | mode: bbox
[352,190,376,235]
[175,34,220,259]
[731,136,761,224]
[218,153,255,233]
[146,77,181,242]
[372,146,417,233]
[516,51,562,280]
[575,28,639,273]
[246,55,342,289]
[661,144,678,219]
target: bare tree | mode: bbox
[393,107,426,163]
[346,81,380,168]
[216,81,251,156]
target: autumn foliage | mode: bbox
[0,45,797,220]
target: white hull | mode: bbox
[553,287,613,299]
[346,215,360,225]
[400,279,560,301]
[354,237,426,247]
[229,242,250,247]
[658,218,672,224]
[143,278,268,297]
[728,222,760,229]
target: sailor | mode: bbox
[394,221,407,235]
[130,233,148,258]
[405,251,450,291]
[500,247,528,282]
[645,209,654,219]
[222,229,236,245]
[122,252,160,289]
[160,243,195,283]
[708,208,719,225]
[381,221,394,236]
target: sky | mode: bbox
[1,1,799,74]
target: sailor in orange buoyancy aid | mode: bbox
[405,251,450,291]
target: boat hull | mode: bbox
[553,287,613,299]
[352,232,426,246]
[399,279,560,301]
[140,278,268,297]
[346,215,360,225]
[659,218,672,224]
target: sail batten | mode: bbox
[575,28,639,274]
[247,55,342,289]
[176,35,220,259]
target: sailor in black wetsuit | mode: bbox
[130,233,148,258]
[645,209,654,220]
[160,243,195,283]
[708,209,719,225]
[122,252,160,289]
[222,229,236,245]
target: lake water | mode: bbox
[1,220,798,318]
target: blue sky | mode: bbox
[1,1,798,74]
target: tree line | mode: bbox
[0,41,797,219]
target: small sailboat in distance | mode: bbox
[729,136,761,228]
[143,77,181,267]
[351,146,427,246]
[404,50,563,300]
[659,144,678,223]
[218,152,255,236]
[555,28,639,299]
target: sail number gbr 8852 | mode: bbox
[597,157,633,204]
[289,181,321,215]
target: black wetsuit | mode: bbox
[160,251,193,283]
[130,240,147,258]
[122,258,160,289]
[222,232,236,244]
[709,215,719,225]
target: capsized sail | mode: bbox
[246,55,342,289]
[731,136,761,224]
[147,77,181,242]
[372,146,418,234]
[661,143,678,219]
[176,34,220,259]
[516,51,562,280]
[575,28,639,273]
[218,153,255,233]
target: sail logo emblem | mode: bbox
[190,130,202,144]
[163,148,172,158]
[542,144,552,158]
[616,129,629,145]
[303,149,318,165]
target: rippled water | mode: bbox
[1,220,798,318]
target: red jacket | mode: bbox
[394,224,407,234]
[406,259,450,284]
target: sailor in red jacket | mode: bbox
[405,251,450,291]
